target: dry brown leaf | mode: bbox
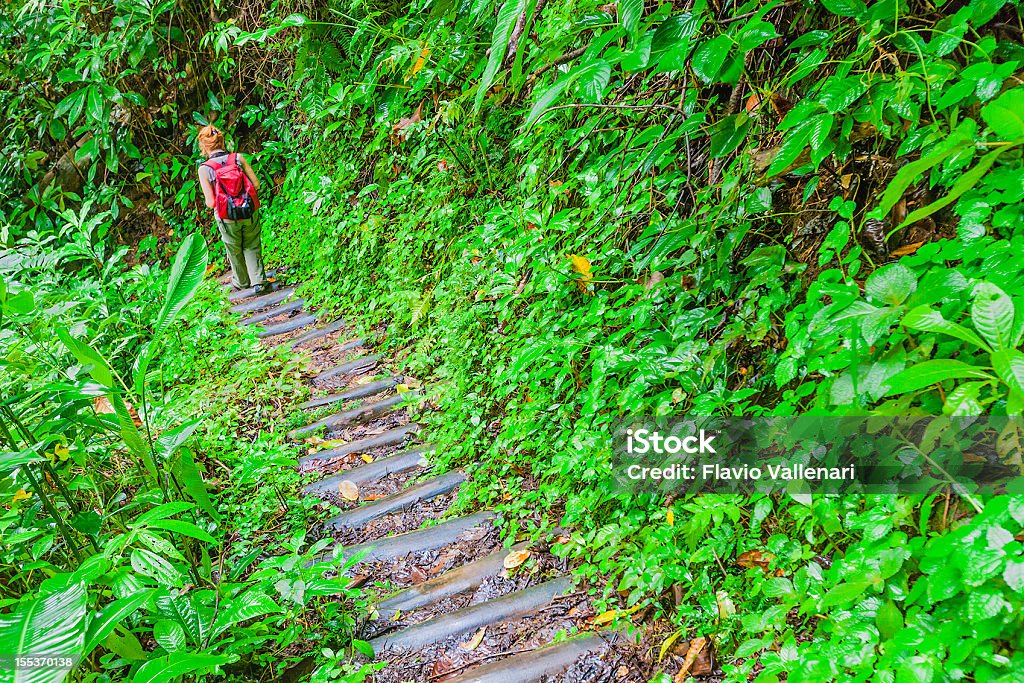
[736,550,775,572]
[339,480,360,501]
[674,636,710,682]
[93,395,142,426]
[891,241,925,256]
[459,627,486,651]
[503,548,531,570]
[409,566,428,584]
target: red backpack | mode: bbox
[203,152,259,220]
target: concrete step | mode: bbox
[303,446,433,497]
[226,274,281,301]
[369,576,572,654]
[326,470,464,530]
[289,392,416,441]
[442,631,616,683]
[288,320,347,348]
[238,298,305,325]
[315,354,379,383]
[298,377,400,410]
[229,287,295,314]
[316,510,495,565]
[298,423,420,466]
[376,542,526,620]
[257,313,317,338]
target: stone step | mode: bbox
[316,510,495,565]
[303,446,433,497]
[229,287,296,314]
[226,274,281,301]
[298,423,421,466]
[287,320,347,348]
[238,298,305,325]
[369,576,572,654]
[298,377,400,410]
[315,354,380,383]
[376,542,527,620]
[442,631,616,683]
[289,392,417,441]
[326,470,465,530]
[257,313,317,338]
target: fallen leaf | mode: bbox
[593,610,620,626]
[673,636,710,682]
[347,575,368,588]
[360,454,374,463]
[12,489,32,503]
[666,509,675,527]
[736,550,775,572]
[93,395,142,426]
[891,241,924,256]
[409,566,428,584]
[503,548,531,570]
[339,480,360,501]
[567,254,593,283]
[459,627,486,651]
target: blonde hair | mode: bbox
[197,124,226,157]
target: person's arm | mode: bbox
[198,165,216,209]
[238,154,260,192]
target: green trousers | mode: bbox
[215,211,266,290]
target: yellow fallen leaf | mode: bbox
[666,509,675,527]
[593,609,620,625]
[360,454,374,464]
[12,489,32,503]
[503,548,531,570]
[567,254,593,282]
[339,480,360,501]
[459,627,486,651]
[396,384,410,394]
[54,444,70,461]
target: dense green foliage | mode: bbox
[3,0,1024,680]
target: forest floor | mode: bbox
[224,272,718,682]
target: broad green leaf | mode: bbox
[576,61,611,104]
[131,652,233,683]
[820,0,865,16]
[104,628,147,661]
[83,590,156,656]
[972,282,1015,350]
[57,329,115,388]
[899,144,1017,229]
[820,581,870,608]
[155,234,209,339]
[209,589,281,640]
[875,141,969,218]
[0,582,88,683]
[991,350,1024,395]
[135,502,195,527]
[737,19,778,51]
[148,519,216,544]
[981,87,1024,140]
[902,305,990,351]
[691,34,731,83]
[1,449,45,472]
[155,420,200,462]
[154,593,207,646]
[173,448,220,522]
[108,392,155,478]
[710,114,751,158]
[944,382,984,416]
[130,548,185,587]
[524,77,571,128]
[883,360,994,396]
[473,0,528,113]
[153,620,187,653]
[619,0,643,35]
[865,263,916,306]
[766,121,812,177]
[876,600,904,640]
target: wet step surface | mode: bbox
[221,272,629,683]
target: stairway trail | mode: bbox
[221,276,648,683]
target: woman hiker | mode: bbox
[197,124,269,293]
